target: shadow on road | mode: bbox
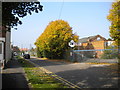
[55,64,119,88]
[28,57,119,88]
[29,58,69,67]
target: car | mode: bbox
[23,54,30,59]
[13,52,18,56]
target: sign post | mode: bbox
[68,40,76,62]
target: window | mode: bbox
[97,37,100,41]
[0,43,2,54]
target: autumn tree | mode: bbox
[35,20,79,59]
[107,1,120,46]
[1,1,43,30]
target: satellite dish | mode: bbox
[69,40,76,47]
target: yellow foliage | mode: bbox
[35,20,79,59]
[107,1,120,45]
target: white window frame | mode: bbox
[97,37,100,41]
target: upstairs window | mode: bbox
[97,37,100,41]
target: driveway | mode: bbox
[29,58,119,88]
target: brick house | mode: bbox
[76,35,114,58]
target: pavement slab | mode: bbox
[2,59,29,89]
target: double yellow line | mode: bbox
[26,59,81,89]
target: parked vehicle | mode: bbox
[23,54,30,59]
[13,52,18,56]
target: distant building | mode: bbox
[76,35,114,58]
[107,40,114,46]
[20,48,29,55]
[20,48,28,52]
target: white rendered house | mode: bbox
[0,27,11,69]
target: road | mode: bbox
[29,57,119,88]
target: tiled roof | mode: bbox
[20,48,28,51]
[78,35,96,43]
[78,35,106,43]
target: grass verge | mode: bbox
[17,56,69,89]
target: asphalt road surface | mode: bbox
[29,58,119,88]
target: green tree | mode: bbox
[2,1,43,30]
[35,20,79,59]
[12,46,20,53]
[107,1,120,46]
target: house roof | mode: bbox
[20,48,28,51]
[79,36,95,43]
[78,35,106,43]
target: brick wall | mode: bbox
[91,41,105,49]
[80,36,106,58]
[0,26,6,37]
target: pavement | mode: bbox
[79,58,118,64]
[1,58,29,89]
[29,57,119,88]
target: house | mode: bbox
[19,48,29,55]
[107,40,115,46]
[76,35,114,58]
[20,48,28,52]
[0,26,12,69]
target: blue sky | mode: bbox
[11,2,113,49]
